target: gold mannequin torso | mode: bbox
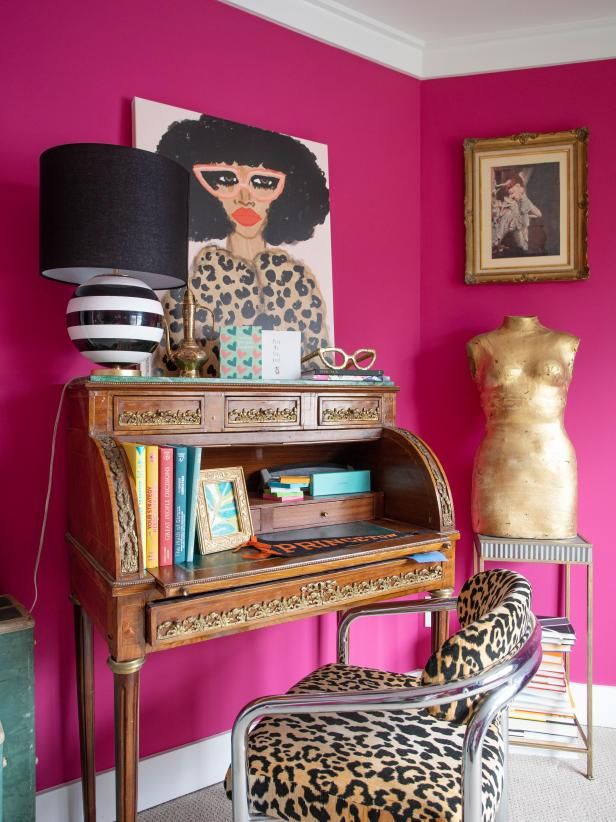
[467,315,579,539]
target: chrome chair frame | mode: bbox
[231,598,542,822]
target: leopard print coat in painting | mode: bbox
[226,570,533,821]
[151,244,330,376]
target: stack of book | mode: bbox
[301,369,391,384]
[509,615,578,746]
[263,475,310,503]
[122,443,202,569]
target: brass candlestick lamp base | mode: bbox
[164,288,213,378]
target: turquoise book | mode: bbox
[185,447,203,563]
[172,446,188,563]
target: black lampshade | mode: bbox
[40,143,189,289]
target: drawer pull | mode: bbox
[320,511,329,518]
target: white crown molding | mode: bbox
[219,0,425,77]
[221,0,616,79]
[423,15,616,78]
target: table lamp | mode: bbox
[40,143,189,375]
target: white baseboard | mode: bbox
[569,682,616,728]
[35,730,231,822]
[35,683,616,821]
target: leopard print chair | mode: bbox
[226,570,541,822]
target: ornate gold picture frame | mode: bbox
[464,129,588,284]
[196,466,253,554]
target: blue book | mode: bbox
[185,447,202,563]
[172,447,188,563]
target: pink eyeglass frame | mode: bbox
[192,163,287,202]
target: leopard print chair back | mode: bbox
[421,569,533,722]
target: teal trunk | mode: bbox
[0,597,35,822]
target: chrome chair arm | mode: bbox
[231,620,542,822]
[337,596,458,663]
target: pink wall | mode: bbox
[420,60,616,685]
[2,0,613,796]
[1,0,421,791]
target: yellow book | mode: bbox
[122,443,146,569]
[145,445,159,568]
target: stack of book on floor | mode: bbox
[509,615,578,746]
[122,443,202,569]
[301,369,392,384]
[263,475,310,502]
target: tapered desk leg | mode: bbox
[73,598,96,822]
[108,657,146,822]
[430,588,454,652]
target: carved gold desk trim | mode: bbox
[118,409,202,426]
[227,407,298,424]
[322,407,379,423]
[98,436,139,574]
[156,565,443,640]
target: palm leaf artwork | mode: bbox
[205,481,240,537]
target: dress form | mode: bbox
[467,315,579,539]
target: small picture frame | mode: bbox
[464,129,589,284]
[196,466,254,554]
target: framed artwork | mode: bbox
[464,129,588,284]
[133,97,334,376]
[196,466,253,554]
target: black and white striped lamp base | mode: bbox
[66,274,164,373]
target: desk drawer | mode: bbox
[147,554,447,649]
[224,395,301,429]
[271,495,376,531]
[113,394,204,432]
[318,394,382,426]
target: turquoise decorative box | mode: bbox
[310,470,371,497]
[219,326,262,379]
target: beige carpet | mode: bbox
[139,726,615,821]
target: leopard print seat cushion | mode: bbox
[421,570,533,722]
[225,663,504,821]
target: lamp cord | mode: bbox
[30,381,69,612]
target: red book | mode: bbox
[158,447,174,566]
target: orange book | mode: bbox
[158,447,174,567]
[145,446,159,568]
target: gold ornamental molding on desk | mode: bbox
[97,437,140,574]
[117,408,202,426]
[156,564,443,641]
[227,406,298,424]
[322,407,380,423]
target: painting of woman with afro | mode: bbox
[133,98,332,376]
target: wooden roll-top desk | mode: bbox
[66,377,458,822]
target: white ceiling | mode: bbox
[221,0,616,78]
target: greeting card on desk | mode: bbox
[261,330,301,380]
[220,326,262,379]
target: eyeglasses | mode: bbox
[301,347,377,371]
[192,164,287,202]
